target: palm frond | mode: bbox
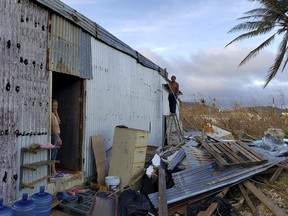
[225,26,274,47]
[227,0,288,88]
[239,34,275,66]
[264,33,288,88]
[227,21,270,33]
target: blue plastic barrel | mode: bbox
[0,198,13,216]
[31,186,52,216]
[12,193,36,216]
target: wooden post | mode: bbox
[158,166,168,216]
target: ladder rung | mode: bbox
[166,114,184,145]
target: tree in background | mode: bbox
[226,0,288,88]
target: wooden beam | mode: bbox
[270,166,283,183]
[238,184,258,215]
[158,166,168,216]
[256,176,288,197]
[243,181,287,216]
[276,163,288,170]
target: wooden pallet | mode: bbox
[201,140,268,168]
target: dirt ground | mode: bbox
[51,208,72,216]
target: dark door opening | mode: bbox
[52,72,83,171]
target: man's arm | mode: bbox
[164,68,171,83]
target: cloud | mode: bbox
[60,0,288,109]
[138,45,288,108]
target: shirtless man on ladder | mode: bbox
[164,68,180,114]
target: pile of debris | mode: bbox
[53,126,288,216]
[145,129,288,216]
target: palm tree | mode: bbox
[226,0,288,88]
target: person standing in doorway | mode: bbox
[164,68,180,114]
[51,99,62,176]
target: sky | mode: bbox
[61,0,288,109]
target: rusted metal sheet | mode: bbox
[35,0,163,78]
[0,0,50,203]
[48,14,92,79]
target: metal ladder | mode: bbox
[166,114,184,146]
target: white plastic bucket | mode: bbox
[105,176,120,191]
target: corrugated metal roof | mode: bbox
[96,25,137,58]
[35,0,96,36]
[137,52,161,71]
[148,147,286,208]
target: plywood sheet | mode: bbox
[92,135,108,185]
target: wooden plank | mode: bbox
[203,140,268,167]
[208,143,223,154]
[22,175,50,189]
[158,166,168,216]
[270,166,283,183]
[228,141,260,162]
[236,141,266,161]
[22,160,59,171]
[220,142,242,162]
[91,135,108,185]
[197,187,229,216]
[243,181,287,216]
[22,146,60,154]
[201,141,229,167]
[217,142,244,163]
[276,163,288,170]
[238,184,258,215]
[257,176,288,197]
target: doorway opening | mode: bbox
[52,72,84,172]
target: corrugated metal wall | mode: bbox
[0,0,50,203]
[83,38,166,177]
[1,0,172,201]
[48,14,92,79]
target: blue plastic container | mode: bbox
[12,193,36,216]
[31,186,52,216]
[0,198,13,216]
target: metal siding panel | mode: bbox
[80,32,92,79]
[83,38,164,178]
[49,14,91,78]
[0,0,50,203]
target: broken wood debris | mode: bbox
[147,132,288,216]
[84,128,287,216]
[200,140,268,167]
